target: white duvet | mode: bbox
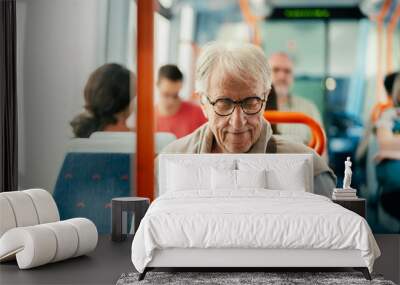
[131,190,380,273]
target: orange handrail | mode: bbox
[370,99,394,123]
[264,111,326,155]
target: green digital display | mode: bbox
[283,8,331,19]
[269,7,364,20]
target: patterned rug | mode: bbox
[116,271,396,285]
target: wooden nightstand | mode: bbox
[332,198,366,218]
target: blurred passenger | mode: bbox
[375,72,400,220]
[383,72,399,100]
[155,64,207,138]
[268,52,323,144]
[375,72,400,160]
[356,72,397,161]
[71,63,134,138]
[161,42,336,198]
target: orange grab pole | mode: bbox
[387,2,400,73]
[136,0,154,200]
[239,0,262,46]
[371,0,392,103]
[264,111,326,156]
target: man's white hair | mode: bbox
[195,41,272,95]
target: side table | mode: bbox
[332,198,366,218]
[111,197,150,241]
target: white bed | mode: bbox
[131,154,380,280]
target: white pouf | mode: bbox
[0,189,98,269]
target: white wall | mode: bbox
[17,0,107,192]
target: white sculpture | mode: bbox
[343,157,353,190]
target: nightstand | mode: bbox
[111,197,150,242]
[332,198,366,218]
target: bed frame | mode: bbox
[138,248,371,280]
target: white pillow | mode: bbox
[167,162,211,191]
[238,159,309,192]
[265,166,307,191]
[237,169,267,189]
[166,159,236,192]
[211,168,236,190]
[211,169,267,190]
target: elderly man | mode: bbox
[161,42,336,197]
[269,52,324,144]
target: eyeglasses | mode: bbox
[206,93,267,116]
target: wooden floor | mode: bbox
[0,235,399,284]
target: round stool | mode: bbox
[111,197,150,242]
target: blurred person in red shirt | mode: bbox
[155,64,207,138]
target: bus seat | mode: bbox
[53,139,134,234]
[89,131,176,153]
[53,132,176,233]
[89,131,133,139]
[154,132,177,153]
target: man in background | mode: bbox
[268,52,324,145]
[155,64,207,138]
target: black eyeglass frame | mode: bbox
[205,93,268,116]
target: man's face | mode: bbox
[157,78,183,109]
[204,71,265,153]
[269,54,293,97]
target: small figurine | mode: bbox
[333,157,357,199]
[343,157,353,190]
